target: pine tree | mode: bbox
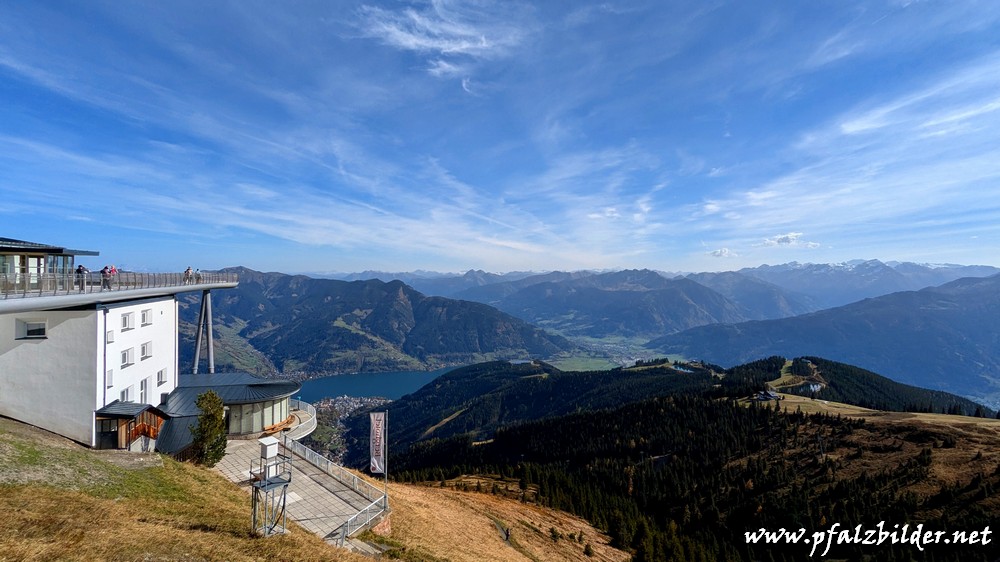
[190,390,227,467]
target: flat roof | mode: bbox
[0,237,98,256]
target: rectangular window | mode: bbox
[15,319,47,339]
[157,368,167,386]
[121,385,133,403]
[141,309,152,326]
[140,378,148,403]
[106,330,114,344]
[121,312,134,331]
[121,348,134,369]
[140,341,152,360]
[106,369,114,388]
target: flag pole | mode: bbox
[383,410,389,509]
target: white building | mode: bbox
[0,237,238,450]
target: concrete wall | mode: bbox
[0,309,99,444]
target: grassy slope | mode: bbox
[0,416,626,562]
[384,481,628,562]
[0,417,362,562]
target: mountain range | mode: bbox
[649,274,1000,407]
[177,267,573,378]
[177,260,1000,405]
[327,260,997,308]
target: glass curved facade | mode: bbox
[226,397,290,435]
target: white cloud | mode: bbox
[761,232,820,248]
[710,248,737,258]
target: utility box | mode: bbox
[259,436,279,460]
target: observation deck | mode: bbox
[0,271,239,314]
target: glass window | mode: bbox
[121,348,134,368]
[140,378,148,403]
[141,341,152,360]
[121,386,133,402]
[253,402,264,433]
[15,319,46,339]
[157,369,167,386]
[241,404,252,434]
[121,312,134,331]
[106,369,113,388]
[141,309,152,326]
[264,400,274,427]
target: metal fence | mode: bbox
[281,433,389,545]
[281,435,385,503]
[0,271,238,299]
[339,495,389,546]
[288,399,317,439]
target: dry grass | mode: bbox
[0,417,367,562]
[754,393,1000,503]
[383,482,629,562]
[776,393,1000,429]
[420,408,467,439]
[0,415,626,562]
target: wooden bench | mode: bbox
[262,415,295,436]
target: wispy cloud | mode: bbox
[356,0,530,78]
[2,2,1000,272]
[685,49,1000,264]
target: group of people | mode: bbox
[182,267,202,285]
[72,265,207,292]
[100,265,118,291]
[74,264,118,291]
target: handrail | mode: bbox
[281,435,385,503]
[339,495,388,546]
[287,399,318,439]
[281,434,389,546]
[0,271,238,299]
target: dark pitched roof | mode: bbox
[155,373,300,456]
[96,400,167,418]
[155,415,198,455]
[162,373,301,417]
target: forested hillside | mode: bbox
[347,359,1000,561]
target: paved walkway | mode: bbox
[213,414,374,545]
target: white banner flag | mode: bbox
[370,411,386,474]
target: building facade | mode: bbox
[0,237,238,450]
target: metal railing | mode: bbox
[281,435,386,504]
[287,399,318,439]
[0,271,238,299]
[339,495,389,546]
[282,432,390,546]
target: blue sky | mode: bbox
[2,1,1000,274]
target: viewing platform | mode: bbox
[0,271,239,313]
